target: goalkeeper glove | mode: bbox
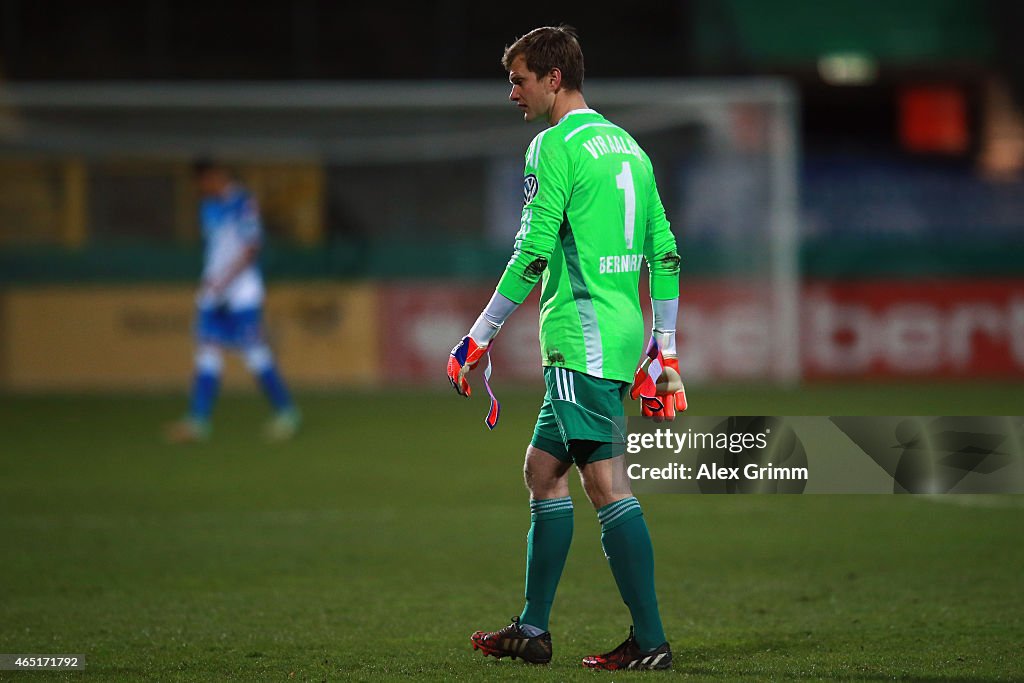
[447,335,488,397]
[447,335,501,429]
[630,337,688,421]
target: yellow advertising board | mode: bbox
[0,283,377,391]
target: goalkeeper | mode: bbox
[447,26,685,671]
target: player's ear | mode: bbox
[547,68,562,92]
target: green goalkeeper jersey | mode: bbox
[496,109,680,383]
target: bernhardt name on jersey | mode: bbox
[581,134,643,161]
[599,254,644,274]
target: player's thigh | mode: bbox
[524,444,572,499]
[531,392,573,465]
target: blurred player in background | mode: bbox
[166,159,299,443]
[447,26,685,670]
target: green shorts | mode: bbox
[531,366,628,465]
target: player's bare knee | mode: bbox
[578,457,631,510]
[579,474,608,510]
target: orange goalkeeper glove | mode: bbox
[447,335,501,429]
[630,337,688,422]
[447,335,488,397]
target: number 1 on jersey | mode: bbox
[615,161,636,249]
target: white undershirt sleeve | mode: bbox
[468,290,520,346]
[652,297,679,357]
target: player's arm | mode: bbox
[633,174,687,419]
[449,134,571,397]
[495,133,571,305]
[468,291,520,346]
[644,179,680,356]
[643,174,680,305]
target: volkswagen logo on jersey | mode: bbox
[523,174,538,205]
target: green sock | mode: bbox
[598,497,667,651]
[519,496,574,632]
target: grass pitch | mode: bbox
[1,384,1022,681]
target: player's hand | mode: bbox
[647,357,687,421]
[631,355,687,422]
[447,335,489,397]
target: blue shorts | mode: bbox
[195,306,264,348]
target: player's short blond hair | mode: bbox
[502,25,584,92]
